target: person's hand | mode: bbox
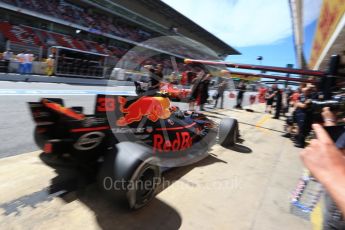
[300,124,345,185]
[322,107,337,126]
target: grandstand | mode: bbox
[0,0,239,77]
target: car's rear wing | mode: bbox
[28,98,86,125]
[28,98,64,125]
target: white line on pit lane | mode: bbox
[0,89,136,96]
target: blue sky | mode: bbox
[162,0,322,69]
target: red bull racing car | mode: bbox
[29,93,239,209]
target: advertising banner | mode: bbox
[309,0,345,68]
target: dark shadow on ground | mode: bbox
[76,185,182,230]
[36,153,226,230]
[42,163,182,230]
[221,144,253,154]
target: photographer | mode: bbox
[294,87,313,148]
[301,108,345,229]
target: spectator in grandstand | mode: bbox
[144,64,163,95]
[2,49,13,73]
[235,81,246,109]
[16,50,25,74]
[214,80,227,109]
[7,0,153,44]
[45,55,54,76]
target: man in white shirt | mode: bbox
[23,50,34,74]
[2,49,13,73]
[16,51,25,74]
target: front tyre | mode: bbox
[218,118,239,147]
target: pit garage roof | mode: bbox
[112,0,240,57]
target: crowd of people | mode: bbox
[278,83,322,148]
[185,73,345,228]
[0,49,58,76]
[260,80,345,229]
[0,1,216,61]
[142,64,262,112]
[4,0,154,42]
[141,64,224,111]
[255,82,336,149]
[0,46,208,78]
[0,49,35,74]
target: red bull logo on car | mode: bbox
[153,132,192,153]
[116,96,171,126]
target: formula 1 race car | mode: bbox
[134,81,191,101]
[28,94,239,209]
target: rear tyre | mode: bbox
[218,118,238,147]
[98,142,161,209]
[127,158,161,209]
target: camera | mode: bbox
[311,95,345,123]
